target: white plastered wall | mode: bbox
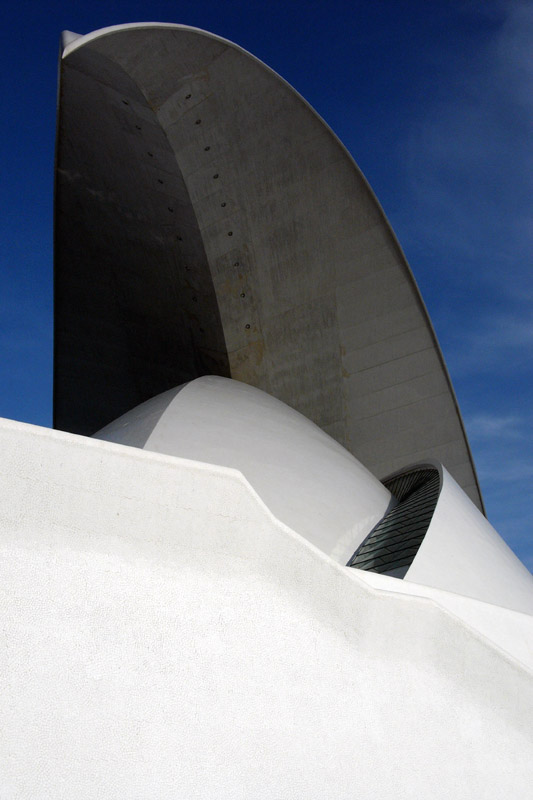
[0,417,532,799]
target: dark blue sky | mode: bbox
[1,0,532,567]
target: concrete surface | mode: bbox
[95,376,533,612]
[0,415,531,798]
[94,375,393,564]
[54,23,484,511]
[405,464,533,614]
[358,569,533,672]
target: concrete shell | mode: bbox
[54,23,484,510]
[404,463,533,614]
[94,376,533,613]
[94,375,394,564]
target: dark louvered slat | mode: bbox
[347,467,441,576]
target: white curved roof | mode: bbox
[405,464,533,614]
[94,375,393,563]
[95,375,533,612]
[54,23,483,510]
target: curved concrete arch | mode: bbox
[54,23,484,510]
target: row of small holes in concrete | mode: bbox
[122,99,176,212]
[122,94,251,331]
[191,99,250,330]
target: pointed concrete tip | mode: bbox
[61,30,82,52]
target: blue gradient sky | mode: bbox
[1,0,532,568]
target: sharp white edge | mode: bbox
[61,22,231,59]
[60,30,83,53]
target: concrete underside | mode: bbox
[0,416,531,798]
[55,24,483,510]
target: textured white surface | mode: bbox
[406,466,533,614]
[0,417,532,798]
[357,570,533,671]
[95,376,393,563]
